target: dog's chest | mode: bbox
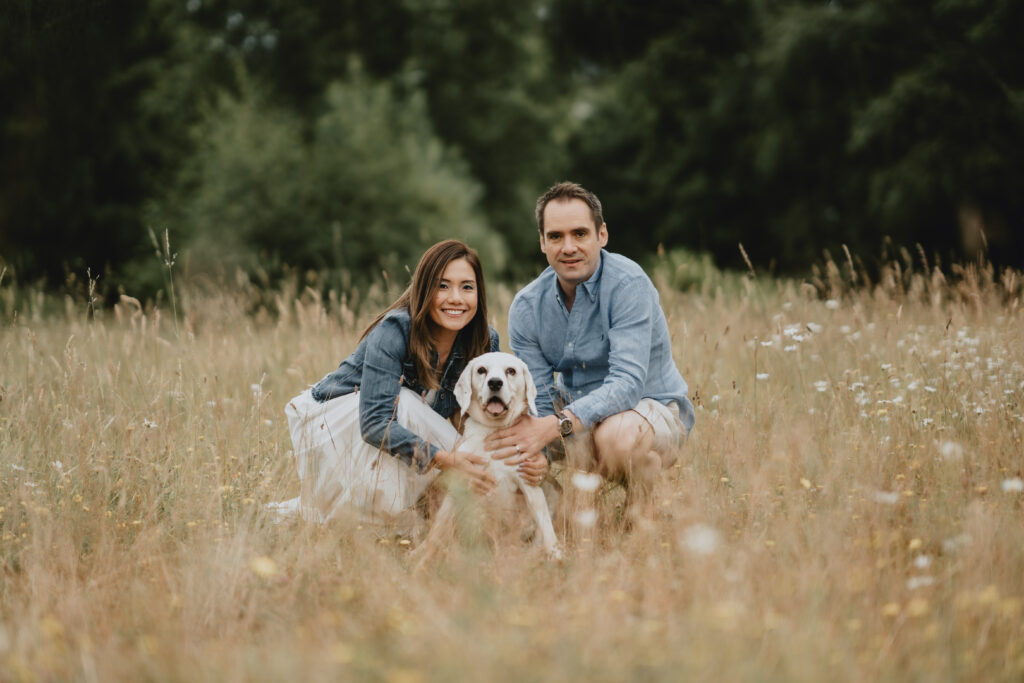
[458,421,523,500]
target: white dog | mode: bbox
[415,352,561,561]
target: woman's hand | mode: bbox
[516,452,549,487]
[433,450,497,495]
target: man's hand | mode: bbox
[486,414,558,463]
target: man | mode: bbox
[488,181,695,507]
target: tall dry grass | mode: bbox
[1,256,1023,682]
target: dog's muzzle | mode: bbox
[484,394,508,416]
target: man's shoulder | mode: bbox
[600,251,653,287]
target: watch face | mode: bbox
[559,415,573,436]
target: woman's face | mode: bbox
[428,257,478,337]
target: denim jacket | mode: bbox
[311,308,500,472]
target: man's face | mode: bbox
[540,198,608,290]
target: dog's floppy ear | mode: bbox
[520,361,538,416]
[454,361,475,416]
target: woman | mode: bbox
[276,240,499,524]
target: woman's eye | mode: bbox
[505,368,517,376]
[438,282,448,289]
[476,366,488,375]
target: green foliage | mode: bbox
[143,74,503,294]
[648,247,727,294]
[3,0,1023,294]
[555,0,1024,270]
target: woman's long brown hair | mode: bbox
[359,240,490,390]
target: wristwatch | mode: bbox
[556,411,574,437]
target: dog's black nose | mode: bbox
[487,377,503,391]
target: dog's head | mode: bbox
[454,352,537,427]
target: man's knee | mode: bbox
[592,411,656,483]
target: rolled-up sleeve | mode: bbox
[358,317,438,472]
[565,277,652,428]
[509,295,559,418]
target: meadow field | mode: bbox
[1,256,1022,682]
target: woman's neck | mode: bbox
[434,328,458,367]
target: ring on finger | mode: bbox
[515,444,522,455]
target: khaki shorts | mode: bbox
[549,398,687,469]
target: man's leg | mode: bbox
[591,411,661,507]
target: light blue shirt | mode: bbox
[508,250,695,432]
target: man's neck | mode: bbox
[558,279,577,312]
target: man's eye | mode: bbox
[505,368,517,376]
[477,366,488,375]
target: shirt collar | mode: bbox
[551,250,604,305]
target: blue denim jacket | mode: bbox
[311,308,500,473]
[508,250,695,432]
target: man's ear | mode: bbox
[598,223,609,248]
[454,363,474,417]
[520,363,538,416]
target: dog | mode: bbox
[414,352,561,562]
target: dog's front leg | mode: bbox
[518,481,562,560]
[411,494,457,570]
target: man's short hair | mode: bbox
[535,181,604,235]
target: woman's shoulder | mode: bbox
[488,326,501,352]
[364,307,412,349]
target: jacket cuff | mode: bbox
[414,443,441,475]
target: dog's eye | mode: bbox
[476,366,487,375]
[505,367,517,377]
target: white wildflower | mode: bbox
[806,322,823,334]
[571,472,602,493]
[906,576,935,590]
[939,441,963,462]
[813,381,828,392]
[872,490,900,505]
[913,554,932,569]
[942,535,972,553]
[680,524,722,556]
[574,508,598,528]
[825,299,840,310]
[756,373,769,380]
[1001,478,1024,493]
[143,419,158,429]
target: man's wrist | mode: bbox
[544,414,561,443]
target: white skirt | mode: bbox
[270,388,458,524]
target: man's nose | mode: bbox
[487,377,503,392]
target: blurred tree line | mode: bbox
[1,0,1022,299]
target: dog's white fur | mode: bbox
[416,352,561,561]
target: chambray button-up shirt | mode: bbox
[509,250,695,432]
